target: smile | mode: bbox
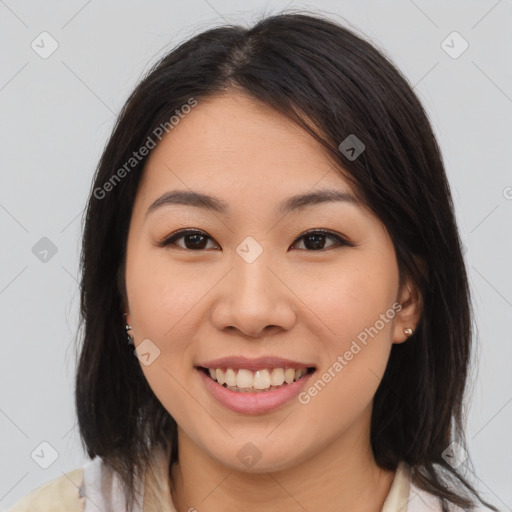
[200,366,315,393]
[195,356,317,414]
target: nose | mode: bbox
[211,253,297,338]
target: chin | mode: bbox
[204,436,312,474]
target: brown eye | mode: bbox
[291,229,353,251]
[161,229,218,250]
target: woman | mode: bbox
[9,11,498,512]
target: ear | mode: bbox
[392,275,422,344]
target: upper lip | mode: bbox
[196,356,316,371]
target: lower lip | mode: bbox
[197,368,315,415]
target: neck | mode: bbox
[170,410,395,512]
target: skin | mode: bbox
[123,90,421,512]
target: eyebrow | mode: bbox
[145,188,358,218]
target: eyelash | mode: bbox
[158,228,356,252]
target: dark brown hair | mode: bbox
[75,11,497,512]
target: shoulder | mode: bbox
[386,461,479,512]
[7,453,148,512]
[408,474,495,512]
[7,467,85,512]
[407,480,448,512]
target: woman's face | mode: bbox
[124,90,418,473]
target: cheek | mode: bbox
[299,254,398,406]
[297,282,395,437]
[305,254,398,347]
[125,249,210,405]
[125,250,205,423]
[126,246,209,340]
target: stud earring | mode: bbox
[123,313,134,345]
[404,328,413,336]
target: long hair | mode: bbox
[75,11,497,512]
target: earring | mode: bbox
[404,328,413,336]
[123,313,134,345]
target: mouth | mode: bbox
[197,366,316,393]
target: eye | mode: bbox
[160,229,219,251]
[290,229,355,251]
[159,228,355,252]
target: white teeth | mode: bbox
[284,368,295,384]
[253,369,271,390]
[205,367,311,391]
[216,368,226,385]
[270,368,285,386]
[225,368,237,387]
[236,369,253,389]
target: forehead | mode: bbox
[136,91,355,210]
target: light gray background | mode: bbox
[0,0,510,509]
